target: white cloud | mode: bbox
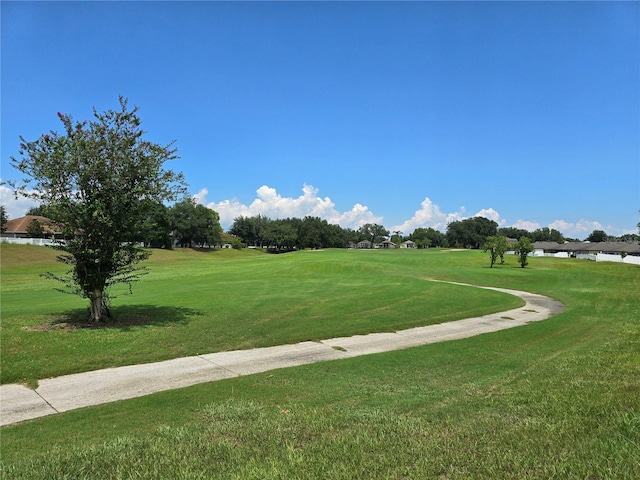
[391,197,465,233]
[575,219,605,233]
[331,203,382,229]
[391,198,510,234]
[196,184,634,239]
[474,208,501,223]
[0,183,39,219]
[548,219,573,233]
[549,219,605,239]
[193,188,208,205]
[202,184,382,230]
[512,219,541,231]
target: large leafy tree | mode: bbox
[297,216,325,249]
[170,199,222,248]
[229,215,270,247]
[446,217,498,249]
[410,227,447,248]
[410,228,432,248]
[585,229,609,242]
[10,98,186,322]
[137,201,173,249]
[262,218,299,251]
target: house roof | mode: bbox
[533,241,564,251]
[3,215,62,234]
[533,241,640,255]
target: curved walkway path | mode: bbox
[0,281,564,427]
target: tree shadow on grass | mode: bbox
[31,305,203,331]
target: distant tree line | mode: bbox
[228,215,589,251]
[229,215,380,251]
[11,204,640,251]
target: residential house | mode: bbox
[532,241,640,265]
[1,215,64,246]
[2,215,62,239]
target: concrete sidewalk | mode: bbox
[0,283,565,427]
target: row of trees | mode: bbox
[229,216,391,251]
[228,214,571,252]
[445,219,639,250]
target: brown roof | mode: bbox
[3,215,62,234]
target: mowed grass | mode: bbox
[1,245,639,478]
[1,244,521,385]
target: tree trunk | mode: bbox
[89,287,109,322]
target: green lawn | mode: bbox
[1,245,639,478]
[1,244,521,385]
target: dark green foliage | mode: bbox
[170,199,222,248]
[230,215,353,249]
[229,214,271,247]
[497,226,530,241]
[137,201,173,249]
[585,229,609,242]
[515,236,535,268]
[530,227,564,243]
[25,219,44,238]
[9,98,186,321]
[446,217,498,249]
[483,235,508,268]
[0,205,8,232]
[410,227,446,248]
[263,218,299,252]
[499,226,566,243]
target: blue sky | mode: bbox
[2,1,638,238]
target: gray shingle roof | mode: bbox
[534,241,640,255]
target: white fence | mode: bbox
[576,253,598,262]
[595,252,640,266]
[1,237,61,247]
[532,251,569,258]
